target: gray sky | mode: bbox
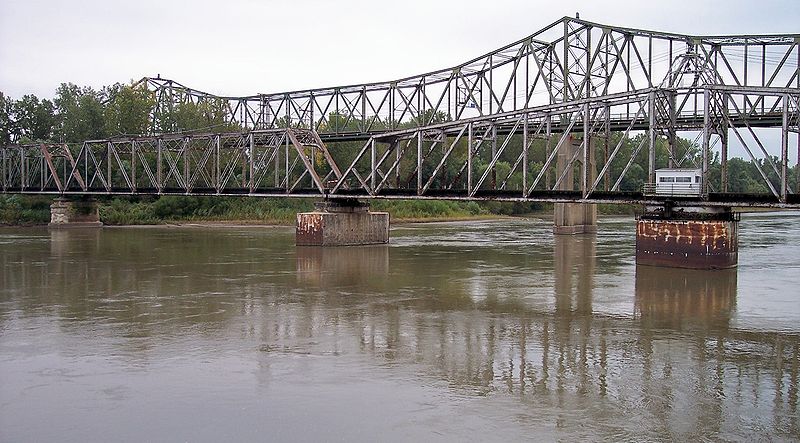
[1,0,798,99]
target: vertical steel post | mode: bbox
[545,116,552,189]
[362,86,367,132]
[131,141,137,191]
[84,142,88,189]
[275,134,280,187]
[668,92,677,168]
[389,83,395,130]
[523,114,528,195]
[585,26,591,99]
[563,19,570,103]
[491,125,497,189]
[648,91,656,185]
[184,138,191,192]
[394,140,400,188]
[604,105,610,191]
[284,132,289,191]
[215,135,220,193]
[310,92,315,131]
[721,94,729,192]
[157,139,162,192]
[781,94,789,202]
[702,89,711,196]
[370,138,376,190]
[467,122,473,194]
[107,142,112,190]
[583,102,590,197]
[417,131,423,194]
[249,134,254,193]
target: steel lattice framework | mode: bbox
[2,17,800,207]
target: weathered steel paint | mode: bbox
[635,219,738,269]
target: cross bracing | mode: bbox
[136,17,799,136]
[2,17,799,208]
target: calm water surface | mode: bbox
[1,214,799,442]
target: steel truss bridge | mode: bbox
[2,17,800,207]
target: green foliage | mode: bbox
[98,196,315,225]
[0,92,12,145]
[54,83,107,142]
[371,199,485,220]
[104,83,156,136]
[0,195,51,224]
[12,94,57,143]
[156,98,240,133]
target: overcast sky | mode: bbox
[1,0,798,99]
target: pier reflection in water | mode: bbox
[0,217,798,441]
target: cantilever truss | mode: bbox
[137,17,800,137]
[2,17,800,207]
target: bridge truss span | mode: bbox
[2,85,799,208]
[138,17,800,137]
[2,17,799,208]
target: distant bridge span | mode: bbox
[2,17,799,208]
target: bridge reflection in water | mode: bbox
[0,221,797,440]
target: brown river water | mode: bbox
[1,213,799,442]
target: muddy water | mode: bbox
[1,213,798,441]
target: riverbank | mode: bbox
[0,194,641,226]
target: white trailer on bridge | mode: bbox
[646,168,703,196]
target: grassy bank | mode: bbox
[1,194,637,226]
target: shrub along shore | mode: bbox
[0,194,641,226]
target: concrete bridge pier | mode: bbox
[635,204,739,269]
[49,198,102,228]
[553,135,597,235]
[296,199,389,246]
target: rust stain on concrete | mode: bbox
[636,219,738,269]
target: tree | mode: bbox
[54,83,106,142]
[12,94,57,143]
[103,83,156,137]
[0,92,16,145]
[156,98,239,133]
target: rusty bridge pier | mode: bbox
[296,199,389,246]
[635,204,739,269]
[49,198,102,228]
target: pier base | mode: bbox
[636,205,738,269]
[49,198,102,228]
[553,203,597,235]
[296,199,389,246]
